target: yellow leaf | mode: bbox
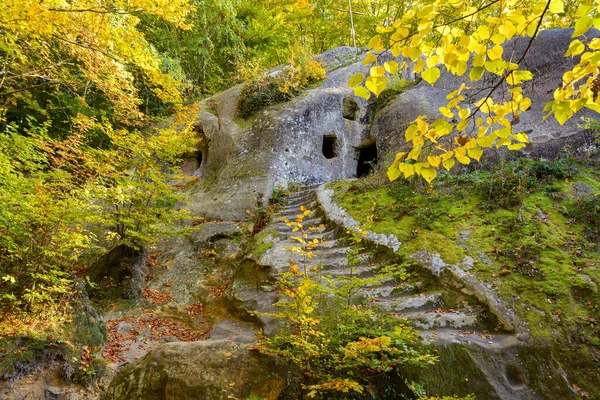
[470,66,484,81]
[565,40,585,57]
[348,72,364,88]
[362,52,377,66]
[421,167,437,183]
[354,86,371,100]
[388,167,401,181]
[427,155,441,167]
[405,124,419,141]
[549,0,564,14]
[393,152,407,163]
[368,35,384,52]
[417,5,434,18]
[365,76,386,97]
[477,133,497,148]
[442,158,455,171]
[513,132,530,143]
[508,143,526,150]
[399,163,415,178]
[487,45,504,61]
[467,146,483,161]
[573,16,593,37]
[422,68,441,85]
[370,66,385,78]
[455,148,470,164]
[458,108,470,120]
[439,107,454,118]
[384,61,399,74]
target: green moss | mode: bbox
[404,343,498,398]
[249,231,275,258]
[329,158,600,344]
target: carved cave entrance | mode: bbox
[356,142,377,177]
[322,134,338,159]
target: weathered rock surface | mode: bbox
[373,28,600,162]
[184,29,598,222]
[105,340,287,400]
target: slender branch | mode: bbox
[0,81,58,96]
[466,0,551,121]
[52,35,122,63]
[48,7,141,15]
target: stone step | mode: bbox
[419,328,519,348]
[275,228,340,241]
[279,197,319,212]
[370,293,442,313]
[273,215,325,228]
[322,264,378,278]
[393,309,478,330]
[285,195,317,207]
[357,283,414,298]
[288,189,317,198]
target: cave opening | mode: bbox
[356,143,377,177]
[196,151,203,168]
[322,134,338,159]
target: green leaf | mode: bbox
[421,68,440,85]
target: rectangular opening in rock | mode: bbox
[322,134,338,159]
[356,142,377,177]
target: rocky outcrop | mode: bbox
[184,30,598,221]
[105,340,287,400]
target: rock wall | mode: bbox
[184,30,599,221]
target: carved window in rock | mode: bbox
[357,142,377,177]
[322,134,338,159]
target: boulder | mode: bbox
[105,340,287,400]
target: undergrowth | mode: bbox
[237,47,326,119]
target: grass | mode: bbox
[329,158,600,341]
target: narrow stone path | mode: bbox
[268,185,519,349]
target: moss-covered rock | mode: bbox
[105,339,287,400]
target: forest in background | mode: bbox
[0,0,400,317]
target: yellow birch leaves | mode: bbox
[351,0,600,183]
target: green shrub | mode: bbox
[237,47,326,119]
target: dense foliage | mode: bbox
[347,0,600,182]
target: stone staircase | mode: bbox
[269,184,515,347]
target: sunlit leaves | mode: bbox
[548,0,564,14]
[421,68,440,85]
[348,72,364,88]
[354,0,600,183]
[366,76,386,96]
